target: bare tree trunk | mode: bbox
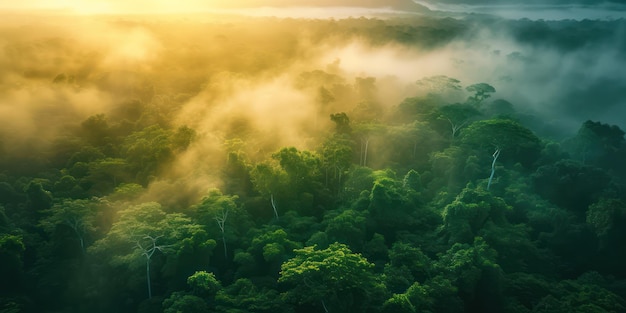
[222,236,227,258]
[271,194,279,220]
[488,148,501,190]
[137,236,161,299]
[146,258,152,299]
[359,139,365,166]
[448,118,469,139]
[216,209,229,258]
[363,138,370,167]
[325,167,329,187]
[68,220,85,255]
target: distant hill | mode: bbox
[418,0,625,4]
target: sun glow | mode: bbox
[0,0,244,14]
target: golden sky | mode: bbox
[0,0,401,14]
[0,0,239,13]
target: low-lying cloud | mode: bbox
[0,10,624,197]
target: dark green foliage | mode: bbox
[162,271,221,313]
[163,293,209,313]
[564,120,626,178]
[441,184,510,244]
[466,83,496,106]
[24,180,53,212]
[531,277,626,313]
[323,209,368,248]
[0,234,25,293]
[383,122,445,172]
[533,160,614,215]
[215,278,289,313]
[384,242,432,293]
[436,237,505,312]
[330,112,352,135]
[585,198,626,276]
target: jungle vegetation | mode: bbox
[1,11,626,313]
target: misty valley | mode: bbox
[1,8,626,313]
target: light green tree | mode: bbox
[39,198,104,254]
[279,242,386,312]
[89,202,211,299]
[190,188,248,259]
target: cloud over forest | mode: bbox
[0,11,624,196]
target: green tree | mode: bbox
[279,242,386,312]
[24,180,53,212]
[353,122,386,167]
[436,237,504,312]
[441,184,510,244]
[319,134,353,193]
[222,138,254,197]
[565,120,625,165]
[240,227,302,277]
[391,96,440,124]
[186,271,222,298]
[383,242,433,293]
[272,147,322,193]
[215,278,288,313]
[461,119,542,189]
[465,83,496,106]
[52,175,86,199]
[250,161,289,217]
[82,158,130,195]
[66,146,105,168]
[190,189,249,260]
[323,209,368,248]
[531,277,625,313]
[533,160,613,215]
[89,202,210,300]
[384,122,444,170]
[171,125,197,152]
[585,198,626,275]
[428,146,480,194]
[81,114,113,149]
[587,198,626,242]
[0,234,25,294]
[163,293,209,313]
[436,103,481,138]
[330,112,352,135]
[252,147,324,216]
[122,125,175,184]
[162,271,222,313]
[39,198,100,254]
[367,170,437,241]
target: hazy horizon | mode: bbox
[2,0,626,20]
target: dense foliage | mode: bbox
[1,12,626,313]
